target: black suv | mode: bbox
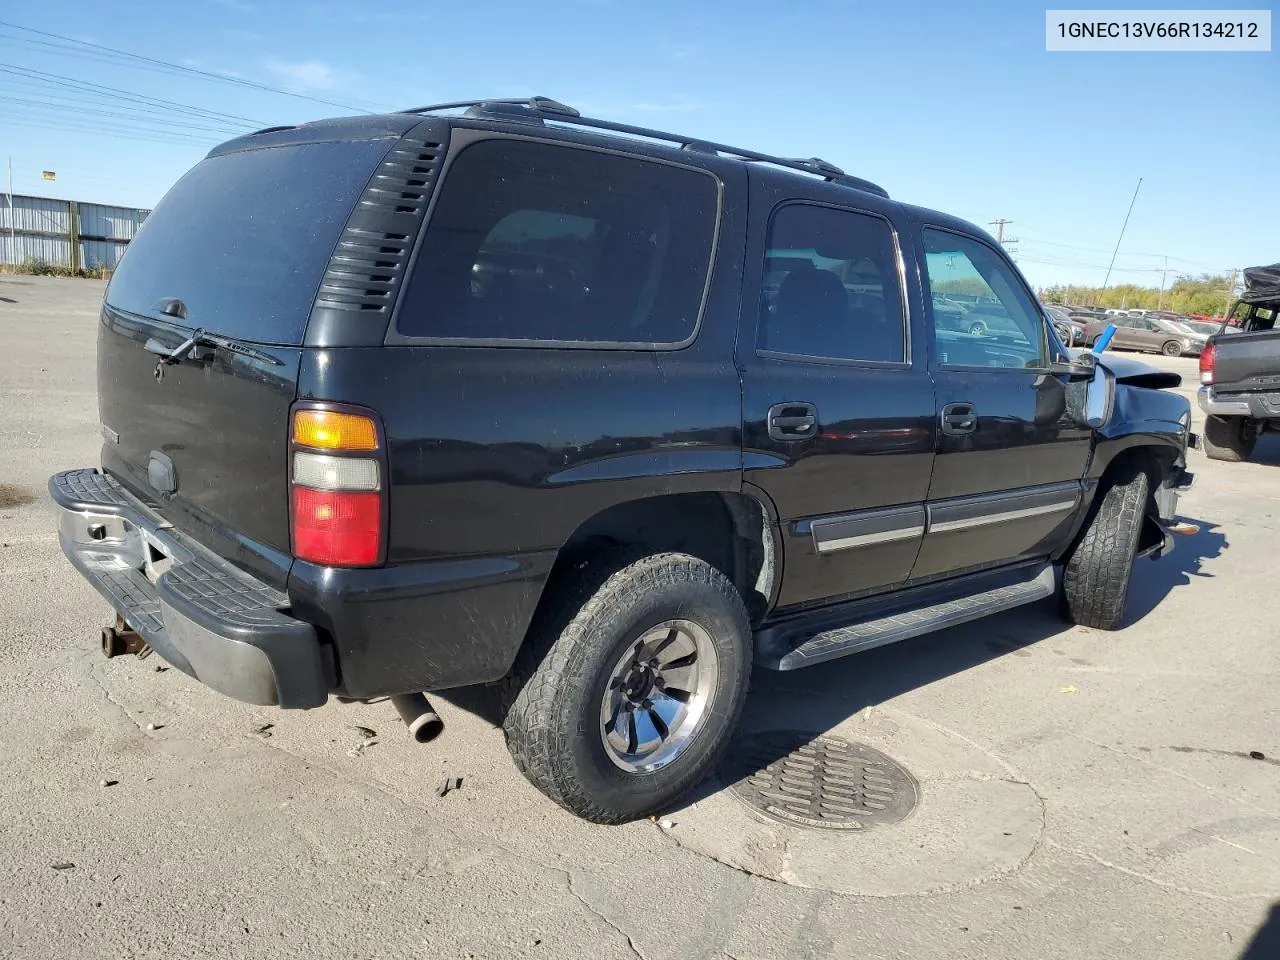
[51,98,1195,823]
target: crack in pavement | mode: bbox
[1044,839,1269,903]
[247,728,651,959]
[76,651,149,737]
[1067,732,1280,819]
[563,869,648,960]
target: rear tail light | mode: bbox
[290,404,386,567]
[1199,343,1215,385]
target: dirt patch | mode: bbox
[0,484,38,509]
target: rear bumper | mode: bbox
[1197,386,1280,419]
[50,469,330,708]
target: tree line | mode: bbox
[1037,272,1236,316]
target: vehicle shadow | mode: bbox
[1240,902,1280,959]
[436,515,1225,811]
[1127,519,1226,621]
[677,513,1225,808]
[1247,433,1280,467]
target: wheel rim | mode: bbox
[599,619,719,773]
[1163,342,1181,356]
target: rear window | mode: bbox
[106,139,392,344]
[396,139,719,346]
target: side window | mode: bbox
[757,204,907,363]
[922,229,1048,369]
[397,139,718,345]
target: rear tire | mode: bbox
[1061,464,1149,630]
[502,551,751,824]
[1202,415,1258,462]
[1161,340,1183,357]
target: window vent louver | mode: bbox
[314,133,445,314]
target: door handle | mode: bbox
[768,402,818,441]
[940,402,977,436]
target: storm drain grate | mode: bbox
[720,731,918,830]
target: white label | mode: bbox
[1046,10,1271,50]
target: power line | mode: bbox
[0,20,384,114]
[0,95,246,136]
[0,62,265,126]
[1101,177,1143,290]
[0,112,225,148]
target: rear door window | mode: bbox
[756,203,907,363]
[396,139,719,346]
[105,139,393,345]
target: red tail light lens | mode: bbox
[1199,343,1215,385]
[290,403,386,567]
[292,488,381,566]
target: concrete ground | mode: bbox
[1,275,1277,960]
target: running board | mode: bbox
[756,564,1058,671]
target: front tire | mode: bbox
[1061,464,1149,630]
[968,320,988,337]
[503,552,751,823]
[1161,340,1183,357]
[1202,415,1258,462]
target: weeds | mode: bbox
[0,258,111,279]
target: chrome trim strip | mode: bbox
[928,500,1076,534]
[817,524,924,554]
[806,504,927,556]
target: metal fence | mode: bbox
[0,193,150,271]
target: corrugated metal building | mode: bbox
[1,193,149,270]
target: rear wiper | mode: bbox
[145,328,284,370]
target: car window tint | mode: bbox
[106,139,394,345]
[397,139,718,345]
[756,204,906,363]
[922,229,1047,369]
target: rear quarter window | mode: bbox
[395,139,719,346]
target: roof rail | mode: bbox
[397,97,889,199]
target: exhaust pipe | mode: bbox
[101,620,148,659]
[391,692,444,743]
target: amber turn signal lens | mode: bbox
[293,409,378,451]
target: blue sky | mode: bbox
[1,0,1276,289]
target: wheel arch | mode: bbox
[535,490,780,627]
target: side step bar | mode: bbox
[756,564,1058,671]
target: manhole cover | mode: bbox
[720,731,918,830]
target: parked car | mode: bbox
[1085,314,1208,356]
[1198,263,1280,461]
[1182,319,1224,338]
[1044,304,1086,345]
[49,96,1196,823]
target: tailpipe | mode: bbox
[391,692,444,743]
[101,619,149,659]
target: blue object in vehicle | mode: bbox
[1092,324,1117,352]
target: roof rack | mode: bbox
[397,97,889,199]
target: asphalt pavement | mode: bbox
[1,275,1277,960]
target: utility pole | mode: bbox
[1222,268,1237,320]
[989,218,1017,244]
[6,157,14,269]
[988,218,1019,258]
[1158,255,1169,311]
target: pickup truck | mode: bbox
[1198,263,1280,461]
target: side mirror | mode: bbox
[1084,362,1116,429]
[1063,356,1115,429]
[1049,354,1097,382]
